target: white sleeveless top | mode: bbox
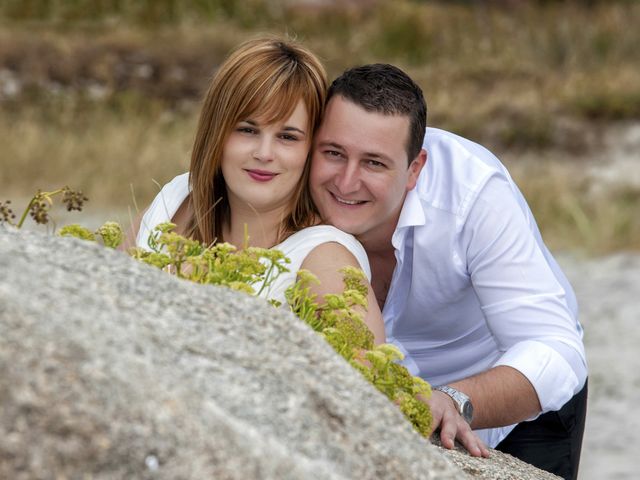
[137,173,371,305]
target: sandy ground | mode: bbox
[557,253,639,480]
[506,123,640,478]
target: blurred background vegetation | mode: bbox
[0,0,638,253]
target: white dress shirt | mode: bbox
[384,128,588,447]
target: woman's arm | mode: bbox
[300,242,385,345]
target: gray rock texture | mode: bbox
[0,225,557,479]
[432,438,560,480]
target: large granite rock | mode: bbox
[0,226,558,479]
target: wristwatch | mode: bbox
[434,385,474,424]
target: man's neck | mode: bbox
[357,215,400,311]
[356,213,399,259]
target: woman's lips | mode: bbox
[246,169,277,182]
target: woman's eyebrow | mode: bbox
[283,125,306,135]
[242,120,305,135]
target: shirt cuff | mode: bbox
[494,340,579,414]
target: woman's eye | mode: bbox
[237,126,257,134]
[279,133,299,141]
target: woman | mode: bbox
[134,37,385,344]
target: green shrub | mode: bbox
[1,202,433,437]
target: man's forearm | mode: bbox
[450,365,541,429]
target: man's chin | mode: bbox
[324,216,361,236]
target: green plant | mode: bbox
[127,222,291,299]
[286,266,432,437]
[58,222,124,249]
[0,186,88,229]
[126,223,433,435]
[2,195,433,437]
[0,186,125,250]
[0,201,17,224]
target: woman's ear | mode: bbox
[406,149,427,191]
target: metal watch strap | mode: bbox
[434,385,473,424]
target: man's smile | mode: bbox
[331,192,367,206]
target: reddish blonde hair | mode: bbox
[188,36,327,245]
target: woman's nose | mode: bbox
[252,137,274,162]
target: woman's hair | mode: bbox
[188,36,328,245]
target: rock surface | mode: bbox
[0,226,558,479]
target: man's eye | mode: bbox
[367,160,385,168]
[325,150,343,158]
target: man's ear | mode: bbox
[406,148,427,191]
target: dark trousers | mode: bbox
[495,380,588,480]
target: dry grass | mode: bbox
[1,1,638,134]
[3,98,638,255]
[510,162,640,254]
[1,0,639,253]
[0,98,195,207]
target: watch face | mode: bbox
[462,402,474,423]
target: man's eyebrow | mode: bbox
[316,141,392,161]
[317,141,345,150]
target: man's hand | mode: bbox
[426,390,490,458]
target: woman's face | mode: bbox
[222,99,310,215]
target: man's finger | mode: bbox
[455,423,491,458]
[438,410,458,449]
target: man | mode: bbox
[309,64,588,480]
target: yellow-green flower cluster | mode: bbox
[59,222,124,249]
[55,219,432,437]
[127,223,289,295]
[286,267,432,436]
[351,345,432,437]
[58,224,95,241]
[96,221,124,248]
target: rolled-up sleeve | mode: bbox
[461,174,587,413]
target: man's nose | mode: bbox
[335,161,361,194]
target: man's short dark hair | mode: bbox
[327,64,427,164]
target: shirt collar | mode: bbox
[397,188,425,230]
[392,188,425,248]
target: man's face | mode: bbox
[310,95,425,246]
